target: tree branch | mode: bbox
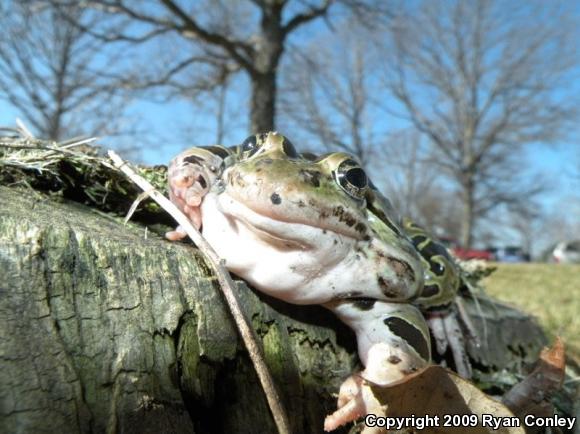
[282,0,334,36]
[158,0,255,72]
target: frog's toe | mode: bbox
[166,225,187,241]
[426,310,473,378]
[336,373,363,409]
[168,174,205,230]
[443,313,472,378]
[181,205,203,230]
[184,186,203,206]
[427,315,449,355]
[324,374,385,432]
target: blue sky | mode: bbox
[1,0,578,253]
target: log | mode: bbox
[0,186,357,434]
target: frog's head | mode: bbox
[215,132,424,301]
[222,132,372,241]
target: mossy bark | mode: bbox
[0,186,552,434]
[0,186,359,434]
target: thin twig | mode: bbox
[107,150,291,434]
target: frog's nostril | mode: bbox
[270,192,282,205]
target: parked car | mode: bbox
[552,240,580,264]
[488,246,530,263]
[439,237,494,261]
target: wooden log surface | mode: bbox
[0,186,358,434]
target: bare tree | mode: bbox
[381,0,579,247]
[374,130,463,238]
[280,27,384,166]
[46,0,387,135]
[0,1,131,140]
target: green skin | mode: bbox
[402,218,461,311]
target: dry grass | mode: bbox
[0,127,170,225]
[483,263,580,363]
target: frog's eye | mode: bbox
[281,137,298,158]
[240,135,261,157]
[335,159,369,199]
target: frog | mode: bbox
[166,131,444,430]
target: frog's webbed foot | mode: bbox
[167,167,207,231]
[442,312,472,379]
[324,373,386,433]
[166,150,223,238]
[166,225,187,241]
[426,306,473,379]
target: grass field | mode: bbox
[483,263,580,363]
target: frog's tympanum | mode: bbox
[167,132,471,430]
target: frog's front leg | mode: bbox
[166,147,229,238]
[324,300,431,431]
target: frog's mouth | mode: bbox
[220,178,370,241]
[213,191,351,250]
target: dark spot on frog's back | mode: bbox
[282,137,298,158]
[270,193,282,205]
[332,205,357,227]
[421,284,439,298]
[378,277,400,298]
[299,169,321,188]
[411,235,428,247]
[383,317,430,361]
[387,257,415,282]
[388,355,401,364]
[197,175,207,189]
[354,222,366,234]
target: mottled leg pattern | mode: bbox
[455,296,481,347]
[427,314,448,355]
[425,304,473,379]
[443,312,472,378]
[323,300,431,431]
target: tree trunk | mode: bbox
[0,186,357,434]
[250,72,277,134]
[460,179,475,247]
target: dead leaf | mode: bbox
[501,338,566,433]
[369,366,525,434]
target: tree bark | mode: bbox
[250,72,277,134]
[0,186,357,434]
[460,177,475,248]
